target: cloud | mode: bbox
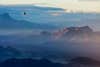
[50,13,61,16]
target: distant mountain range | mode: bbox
[0,13,56,29]
[41,26,93,36]
[53,26,93,36]
[40,26,100,42]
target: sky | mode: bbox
[0,0,100,31]
[0,0,100,13]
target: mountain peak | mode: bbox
[54,26,93,37]
[59,26,93,33]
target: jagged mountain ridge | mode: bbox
[1,57,100,67]
[54,26,93,35]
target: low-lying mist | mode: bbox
[0,28,100,63]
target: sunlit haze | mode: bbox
[0,0,100,13]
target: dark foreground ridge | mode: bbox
[0,58,63,67]
[0,57,100,67]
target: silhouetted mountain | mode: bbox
[67,57,100,67]
[53,26,94,40]
[0,13,56,29]
[67,26,93,33]
[1,57,100,67]
[0,58,63,67]
[0,46,21,61]
[56,26,93,35]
